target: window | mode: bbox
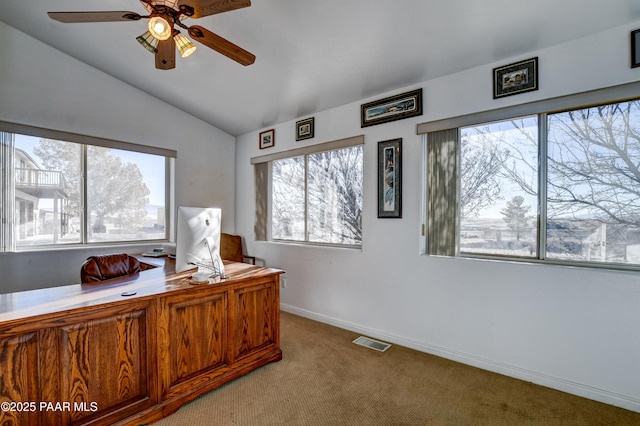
[546,103,640,263]
[459,116,538,257]
[1,125,174,251]
[272,156,306,240]
[306,148,363,244]
[424,94,640,269]
[272,146,363,245]
[253,136,364,247]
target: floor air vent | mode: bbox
[352,336,392,352]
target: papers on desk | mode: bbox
[142,248,168,257]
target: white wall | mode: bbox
[0,22,236,291]
[235,22,640,411]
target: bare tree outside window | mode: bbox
[308,147,363,244]
[456,99,640,266]
[459,117,538,257]
[271,145,363,246]
[272,156,305,240]
[459,129,503,220]
[546,101,640,263]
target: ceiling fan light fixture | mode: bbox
[48,1,255,70]
[148,16,172,40]
[136,30,159,54]
[174,32,197,58]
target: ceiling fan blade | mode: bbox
[156,38,176,70]
[188,25,255,66]
[48,11,141,23]
[179,0,251,19]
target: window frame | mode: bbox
[252,135,364,249]
[457,115,540,260]
[1,120,175,252]
[419,81,640,272]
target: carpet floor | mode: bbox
[152,311,640,425]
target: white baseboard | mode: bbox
[281,303,640,413]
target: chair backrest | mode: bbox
[220,233,244,263]
[81,253,142,283]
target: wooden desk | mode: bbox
[0,258,283,425]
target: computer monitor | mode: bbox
[175,206,224,276]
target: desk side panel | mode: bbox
[159,290,228,399]
[230,277,279,362]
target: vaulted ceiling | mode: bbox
[3,1,640,136]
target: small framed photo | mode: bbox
[378,138,402,218]
[361,89,422,128]
[632,29,640,68]
[493,57,538,99]
[296,117,314,141]
[259,129,275,149]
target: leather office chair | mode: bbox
[220,233,256,265]
[81,253,152,283]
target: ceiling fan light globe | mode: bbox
[148,16,172,40]
[174,32,197,58]
[180,44,197,58]
[136,30,159,54]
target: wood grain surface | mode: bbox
[0,258,283,425]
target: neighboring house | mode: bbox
[582,222,640,263]
[14,148,69,243]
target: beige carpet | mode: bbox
[153,311,640,425]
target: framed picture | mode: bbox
[259,129,275,149]
[378,138,402,218]
[493,57,538,99]
[632,29,640,68]
[361,89,422,128]
[296,117,314,141]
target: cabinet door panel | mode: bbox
[0,332,39,426]
[232,281,277,360]
[162,292,227,395]
[58,304,153,424]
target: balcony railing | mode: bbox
[16,168,65,188]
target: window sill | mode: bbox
[453,252,640,273]
[267,239,362,251]
[9,240,169,254]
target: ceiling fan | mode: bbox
[48,0,255,70]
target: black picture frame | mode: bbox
[361,89,422,128]
[259,129,275,149]
[632,29,640,68]
[296,117,314,141]
[493,57,538,99]
[378,138,402,218]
